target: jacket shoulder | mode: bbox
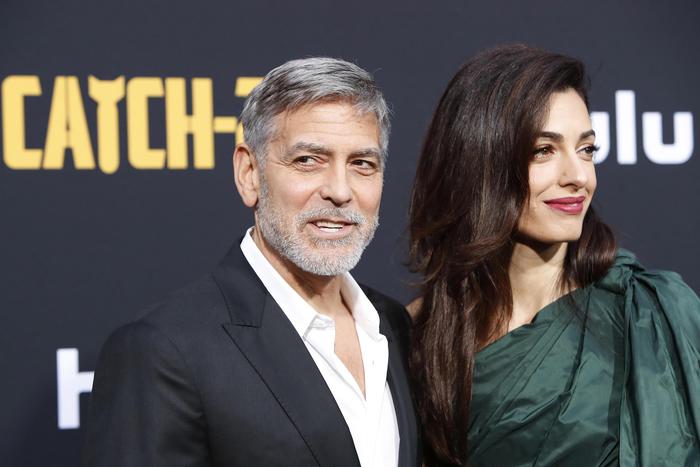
[99,274,233,365]
[137,273,229,331]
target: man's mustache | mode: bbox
[295,207,367,227]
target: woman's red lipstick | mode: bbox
[544,196,586,214]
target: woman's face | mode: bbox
[517,88,598,245]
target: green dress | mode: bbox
[468,250,700,466]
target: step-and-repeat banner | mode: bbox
[2,1,698,465]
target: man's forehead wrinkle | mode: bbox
[268,104,383,163]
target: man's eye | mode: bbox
[294,156,317,165]
[352,159,375,168]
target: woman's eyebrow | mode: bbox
[536,129,596,141]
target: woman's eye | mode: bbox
[580,145,600,158]
[583,145,600,156]
[532,146,554,161]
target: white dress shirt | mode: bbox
[240,228,400,467]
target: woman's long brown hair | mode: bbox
[408,44,617,465]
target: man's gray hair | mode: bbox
[240,57,390,166]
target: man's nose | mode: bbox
[319,165,353,206]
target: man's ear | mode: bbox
[233,143,260,208]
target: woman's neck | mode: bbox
[507,241,568,332]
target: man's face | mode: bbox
[255,100,383,276]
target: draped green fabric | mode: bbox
[468,250,700,466]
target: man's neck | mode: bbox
[251,227,348,318]
[508,240,568,330]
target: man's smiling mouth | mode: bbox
[311,220,353,232]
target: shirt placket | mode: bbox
[357,325,389,466]
[305,315,370,463]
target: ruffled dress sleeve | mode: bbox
[600,250,700,466]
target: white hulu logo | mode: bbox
[591,90,694,165]
[56,348,94,429]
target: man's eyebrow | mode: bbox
[536,129,596,141]
[283,142,382,159]
[286,141,329,156]
[350,148,382,158]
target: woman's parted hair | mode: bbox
[409,44,616,465]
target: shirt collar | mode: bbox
[340,272,382,340]
[239,227,382,340]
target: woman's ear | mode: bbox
[233,143,260,208]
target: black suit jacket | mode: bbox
[84,243,420,467]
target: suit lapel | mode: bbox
[213,244,360,467]
[379,309,420,467]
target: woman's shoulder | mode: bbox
[597,248,697,297]
[595,248,700,332]
[406,297,423,322]
[609,250,700,461]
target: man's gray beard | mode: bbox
[256,181,378,276]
